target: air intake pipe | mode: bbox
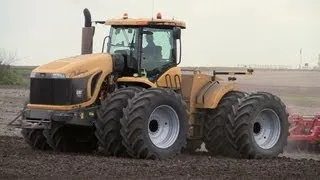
[81,8,94,54]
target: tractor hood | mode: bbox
[31,53,115,78]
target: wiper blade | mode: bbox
[130,31,136,49]
[121,29,130,46]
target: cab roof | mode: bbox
[104,13,186,29]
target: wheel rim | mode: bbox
[148,105,180,149]
[253,108,281,149]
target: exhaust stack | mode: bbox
[81,8,94,55]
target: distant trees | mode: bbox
[0,49,24,85]
[0,49,19,68]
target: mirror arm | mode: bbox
[101,36,110,53]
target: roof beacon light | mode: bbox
[123,13,128,19]
[156,12,162,19]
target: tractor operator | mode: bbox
[143,34,162,60]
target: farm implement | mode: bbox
[287,114,320,152]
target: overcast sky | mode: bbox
[0,0,319,67]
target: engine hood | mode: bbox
[32,53,113,78]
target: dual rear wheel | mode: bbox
[204,91,290,159]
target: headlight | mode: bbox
[30,72,66,78]
[51,73,66,79]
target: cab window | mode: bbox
[141,28,174,79]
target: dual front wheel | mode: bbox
[96,87,188,159]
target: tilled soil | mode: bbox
[0,87,28,137]
[1,136,319,180]
[1,70,320,179]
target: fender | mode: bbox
[117,77,156,88]
[156,67,182,89]
[195,81,239,109]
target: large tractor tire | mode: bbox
[21,128,51,150]
[232,92,289,159]
[120,88,188,160]
[95,86,142,156]
[203,91,245,157]
[43,122,98,153]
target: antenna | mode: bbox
[151,0,155,19]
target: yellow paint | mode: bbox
[196,81,239,109]
[105,18,186,29]
[117,77,157,87]
[180,68,240,127]
[28,53,113,111]
[32,53,113,79]
[156,67,182,89]
[87,70,102,99]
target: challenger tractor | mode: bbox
[9,9,290,159]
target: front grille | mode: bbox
[30,78,72,105]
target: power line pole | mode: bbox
[299,48,302,69]
[318,53,320,68]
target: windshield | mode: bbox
[107,27,139,58]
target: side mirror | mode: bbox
[173,27,181,39]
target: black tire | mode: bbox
[21,128,51,150]
[120,88,188,160]
[232,92,290,159]
[203,91,245,157]
[95,86,142,156]
[43,122,98,153]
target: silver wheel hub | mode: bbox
[148,105,180,149]
[253,108,281,149]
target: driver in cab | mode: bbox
[143,34,162,61]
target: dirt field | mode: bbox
[1,136,319,179]
[0,69,320,179]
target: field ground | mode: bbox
[1,136,319,179]
[0,68,320,179]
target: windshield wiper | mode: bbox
[130,31,136,49]
[121,29,130,45]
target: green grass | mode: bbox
[0,68,25,85]
[0,66,36,86]
[11,66,36,76]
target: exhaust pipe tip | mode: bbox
[81,8,94,55]
[83,8,92,27]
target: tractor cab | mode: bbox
[101,13,185,81]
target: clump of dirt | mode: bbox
[0,136,319,179]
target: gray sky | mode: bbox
[0,0,319,67]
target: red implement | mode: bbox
[288,114,320,143]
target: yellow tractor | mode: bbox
[9,9,289,159]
